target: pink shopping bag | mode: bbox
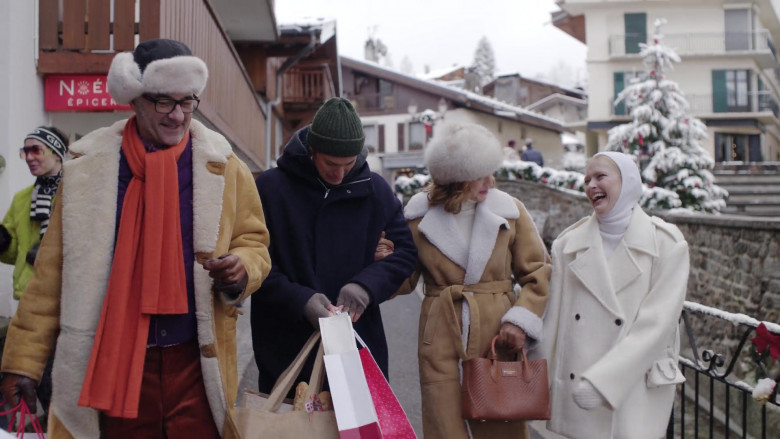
[358,347,417,439]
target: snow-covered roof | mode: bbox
[278,17,337,42]
[340,55,564,132]
[419,65,467,80]
[493,72,587,98]
[526,93,587,112]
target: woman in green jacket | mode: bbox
[0,126,69,299]
[0,125,68,419]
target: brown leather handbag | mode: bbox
[461,336,551,421]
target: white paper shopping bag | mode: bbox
[320,313,382,438]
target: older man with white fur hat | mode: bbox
[0,39,271,439]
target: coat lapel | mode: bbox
[463,190,518,285]
[417,204,469,270]
[564,216,623,317]
[410,189,519,282]
[608,208,657,294]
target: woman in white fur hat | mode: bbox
[539,152,689,439]
[395,122,551,438]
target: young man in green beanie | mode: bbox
[251,97,418,393]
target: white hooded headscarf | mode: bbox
[592,151,643,257]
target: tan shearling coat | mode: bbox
[1,119,271,439]
[396,189,550,439]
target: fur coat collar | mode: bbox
[405,188,519,285]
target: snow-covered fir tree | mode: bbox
[471,36,496,88]
[605,19,727,213]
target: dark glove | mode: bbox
[26,242,40,266]
[304,293,333,329]
[214,275,248,302]
[0,373,38,412]
[0,225,10,253]
[337,283,370,323]
[496,322,526,355]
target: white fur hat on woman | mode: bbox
[424,122,503,184]
[107,39,208,105]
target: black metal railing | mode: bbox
[668,302,779,438]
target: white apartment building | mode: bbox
[553,0,780,162]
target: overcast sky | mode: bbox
[275,0,588,87]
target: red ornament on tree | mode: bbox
[638,133,645,147]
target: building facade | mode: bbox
[554,0,780,162]
[340,56,565,182]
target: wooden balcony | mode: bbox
[281,65,336,115]
[37,0,268,170]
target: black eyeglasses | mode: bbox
[142,95,200,114]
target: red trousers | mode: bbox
[101,341,221,439]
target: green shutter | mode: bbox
[614,72,625,115]
[625,13,647,54]
[712,70,727,113]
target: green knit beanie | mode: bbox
[307,97,365,157]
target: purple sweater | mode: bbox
[116,137,197,347]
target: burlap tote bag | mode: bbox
[234,332,339,438]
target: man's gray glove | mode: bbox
[337,283,370,323]
[0,373,38,412]
[304,293,333,329]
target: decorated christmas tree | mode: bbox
[605,19,727,213]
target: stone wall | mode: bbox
[496,179,780,325]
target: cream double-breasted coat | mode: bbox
[539,208,688,439]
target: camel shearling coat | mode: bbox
[539,208,688,439]
[396,189,551,439]
[1,119,271,439]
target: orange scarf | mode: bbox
[79,117,189,418]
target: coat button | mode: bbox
[575,314,580,320]
[346,189,352,194]
[160,330,167,337]
[570,373,575,380]
[615,319,623,326]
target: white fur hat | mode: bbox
[424,122,503,184]
[107,39,208,105]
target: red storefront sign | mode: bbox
[44,74,131,111]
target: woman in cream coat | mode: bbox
[540,152,689,439]
[396,123,550,439]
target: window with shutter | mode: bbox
[397,123,405,152]
[378,125,385,153]
[614,72,625,115]
[624,13,646,54]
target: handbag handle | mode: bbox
[487,336,532,383]
[263,332,325,412]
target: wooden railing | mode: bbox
[37,0,268,170]
[283,66,335,104]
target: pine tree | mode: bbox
[605,19,727,213]
[471,36,496,88]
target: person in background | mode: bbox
[521,138,544,166]
[0,125,69,423]
[251,97,417,395]
[395,122,551,439]
[0,38,271,439]
[540,151,688,439]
